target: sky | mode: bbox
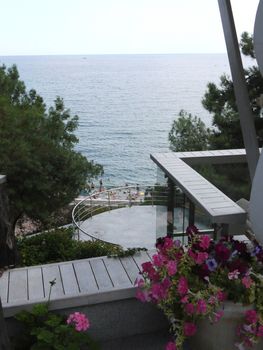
[0,0,260,56]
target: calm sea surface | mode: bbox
[0,54,246,187]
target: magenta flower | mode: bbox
[257,325,263,337]
[135,278,145,288]
[185,303,195,315]
[166,341,177,350]
[245,310,258,324]
[195,252,209,265]
[152,253,166,267]
[151,278,171,302]
[183,322,197,336]
[67,312,90,332]
[241,276,253,289]
[215,242,231,261]
[200,235,211,250]
[217,290,226,302]
[180,295,189,304]
[136,289,151,302]
[141,261,159,281]
[196,299,207,314]
[166,260,177,276]
[177,276,188,296]
[214,310,224,323]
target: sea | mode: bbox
[0,54,252,188]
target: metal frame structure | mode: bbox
[217,0,260,180]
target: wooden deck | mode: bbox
[151,151,247,225]
[0,251,153,318]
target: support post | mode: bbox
[167,179,175,236]
[188,200,195,227]
[218,0,259,180]
[0,297,11,350]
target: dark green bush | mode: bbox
[17,228,122,267]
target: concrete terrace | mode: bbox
[78,205,166,249]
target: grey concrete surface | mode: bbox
[79,206,166,248]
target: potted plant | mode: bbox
[136,226,263,350]
[13,280,100,350]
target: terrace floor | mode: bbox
[78,205,166,249]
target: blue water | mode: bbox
[0,54,236,187]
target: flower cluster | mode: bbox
[236,310,263,349]
[67,312,90,332]
[136,226,263,350]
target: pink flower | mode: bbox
[166,260,177,276]
[67,312,90,332]
[151,278,171,302]
[245,310,258,324]
[183,322,197,336]
[185,303,195,315]
[135,278,144,288]
[195,252,209,265]
[241,276,253,289]
[208,296,217,305]
[141,261,159,281]
[196,299,207,314]
[166,341,177,350]
[257,325,263,337]
[228,269,240,280]
[200,235,211,250]
[177,276,188,296]
[152,253,166,267]
[217,290,226,302]
[180,295,189,304]
[213,310,224,323]
[136,289,151,302]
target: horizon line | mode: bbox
[0,52,227,57]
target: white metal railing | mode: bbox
[72,184,169,243]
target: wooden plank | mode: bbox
[0,271,9,303]
[120,256,140,284]
[90,258,113,290]
[73,260,98,293]
[103,258,131,287]
[9,269,28,303]
[59,263,79,295]
[28,267,45,300]
[133,251,151,272]
[42,265,64,300]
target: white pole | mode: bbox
[218,0,259,180]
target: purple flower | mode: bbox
[206,258,218,271]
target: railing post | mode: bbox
[167,179,175,236]
[108,191,111,211]
[188,200,195,227]
[90,197,93,218]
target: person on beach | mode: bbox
[99,179,103,192]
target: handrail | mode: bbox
[72,184,169,243]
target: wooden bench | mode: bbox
[0,251,170,348]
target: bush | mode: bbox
[17,228,122,267]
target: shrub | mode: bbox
[16,228,121,267]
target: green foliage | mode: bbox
[16,228,124,267]
[13,304,100,350]
[168,33,263,200]
[240,32,255,58]
[169,110,210,152]
[0,65,103,228]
